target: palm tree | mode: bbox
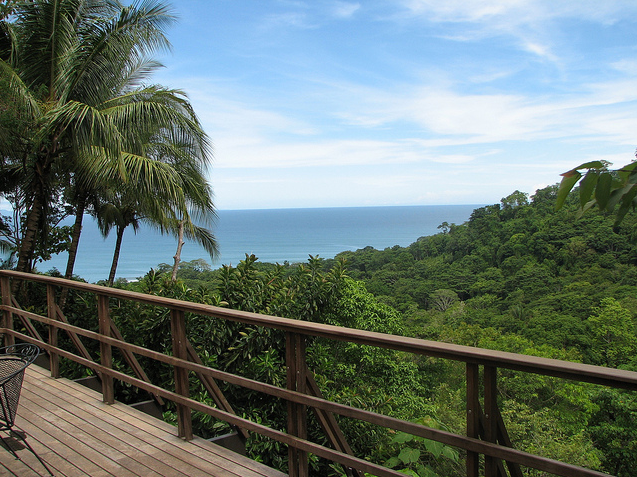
[96,193,141,286]
[2,0,215,280]
[95,131,218,285]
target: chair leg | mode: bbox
[6,428,54,476]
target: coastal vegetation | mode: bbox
[2,1,636,476]
[34,184,636,476]
[0,0,217,284]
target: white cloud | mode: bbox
[611,60,637,75]
[332,2,360,18]
[174,71,637,178]
[260,12,313,30]
[401,0,637,25]
[402,0,529,22]
[398,0,637,64]
[213,138,428,169]
[521,41,557,62]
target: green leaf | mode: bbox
[595,172,612,210]
[441,445,460,463]
[556,171,581,210]
[615,201,631,227]
[607,183,633,211]
[398,447,421,464]
[614,185,637,227]
[578,170,598,207]
[385,456,401,468]
[617,161,637,181]
[423,439,444,458]
[398,470,419,477]
[421,466,438,477]
[392,432,414,444]
[575,161,605,170]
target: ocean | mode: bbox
[37,205,481,283]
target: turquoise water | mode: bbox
[39,205,481,283]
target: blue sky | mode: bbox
[152,0,637,210]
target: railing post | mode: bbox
[484,366,498,477]
[1,276,13,346]
[98,295,114,404]
[466,363,479,477]
[286,332,308,477]
[46,285,59,377]
[170,308,192,440]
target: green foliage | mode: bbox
[557,158,637,225]
[588,387,637,476]
[332,185,637,474]
[380,416,460,477]
[502,401,603,475]
[21,183,637,476]
[586,297,637,367]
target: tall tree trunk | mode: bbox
[64,196,86,280]
[14,149,55,291]
[108,226,125,286]
[15,195,42,275]
[12,192,44,295]
[59,196,87,307]
[171,220,185,282]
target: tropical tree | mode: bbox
[1,0,215,281]
[556,155,637,225]
[93,120,218,285]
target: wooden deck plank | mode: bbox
[21,386,188,476]
[0,365,287,477]
[27,367,283,477]
[23,369,271,477]
[24,364,270,477]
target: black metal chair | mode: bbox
[0,343,53,475]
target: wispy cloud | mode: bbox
[260,12,314,30]
[401,0,637,25]
[154,1,637,208]
[332,2,361,18]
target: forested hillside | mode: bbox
[52,185,636,476]
[332,184,637,476]
[337,185,637,370]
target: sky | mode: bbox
[151,0,637,210]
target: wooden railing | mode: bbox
[1,270,635,477]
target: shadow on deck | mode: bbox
[1,365,285,477]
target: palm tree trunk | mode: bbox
[108,226,125,286]
[15,148,56,286]
[11,191,43,294]
[59,196,87,307]
[171,220,185,282]
[15,204,39,275]
[64,196,86,280]
[15,182,47,275]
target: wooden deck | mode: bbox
[0,365,286,477]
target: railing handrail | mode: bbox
[1,270,630,476]
[2,269,636,391]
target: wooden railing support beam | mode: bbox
[466,363,480,477]
[110,322,165,407]
[170,308,192,440]
[306,372,364,477]
[1,277,13,347]
[286,332,308,477]
[46,285,59,377]
[98,295,114,404]
[484,366,498,477]
[186,340,248,440]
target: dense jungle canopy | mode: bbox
[54,184,631,477]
